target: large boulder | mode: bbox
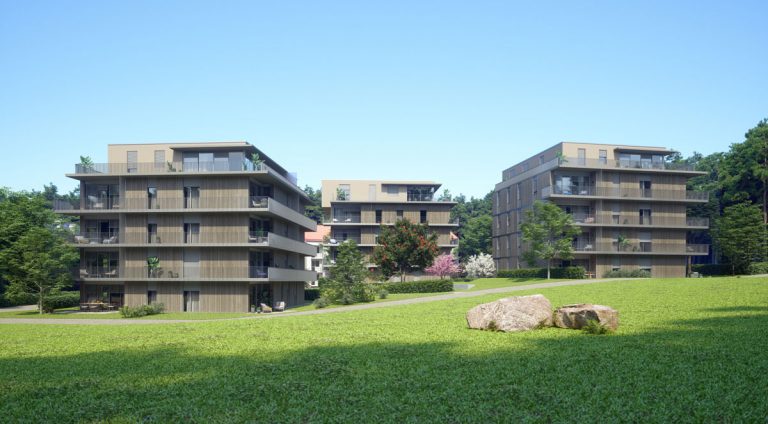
[466,294,553,332]
[553,304,619,331]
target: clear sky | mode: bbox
[1,1,766,198]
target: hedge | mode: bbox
[691,264,733,276]
[602,269,651,278]
[497,266,586,279]
[380,279,454,294]
[0,292,38,308]
[304,288,320,301]
[120,303,165,318]
[41,292,81,313]
[747,262,768,275]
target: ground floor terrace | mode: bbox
[80,281,305,312]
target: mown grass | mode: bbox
[1,277,767,422]
[0,308,252,320]
[458,277,560,291]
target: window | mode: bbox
[639,258,652,273]
[522,162,529,172]
[184,186,200,208]
[420,210,427,223]
[599,150,607,165]
[577,148,586,166]
[147,291,157,304]
[147,224,158,243]
[639,208,652,225]
[516,183,521,204]
[612,256,621,272]
[127,151,138,173]
[375,209,382,224]
[638,231,651,252]
[148,187,157,209]
[506,187,512,208]
[386,185,398,195]
[639,179,652,197]
[154,150,165,170]
[396,210,403,220]
[532,175,538,197]
[183,291,200,312]
[337,184,351,201]
[184,223,200,244]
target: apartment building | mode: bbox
[320,180,458,270]
[304,224,330,284]
[55,142,317,312]
[492,142,709,278]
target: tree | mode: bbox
[437,189,452,202]
[520,200,581,279]
[302,185,323,224]
[713,202,767,274]
[457,215,492,258]
[372,219,439,282]
[719,119,768,222]
[2,227,78,313]
[464,253,496,278]
[425,254,460,279]
[322,240,373,304]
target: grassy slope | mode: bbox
[1,277,767,422]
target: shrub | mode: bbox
[304,288,320,301]
[377,289,389,299]
[380,279,454,294]
[41,292,80,313]
[582,319,612,335]
[313,296,330,309]
[691,264,733,276]
[497,266,586,279]
[119,303,165,318]
[0,292,38,308]
[602,269,651,278]
[464,253,496,278]
[747,262,768,275]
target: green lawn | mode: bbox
[0,308,252,320]
[456,277,561,291]
[1,277,767,422]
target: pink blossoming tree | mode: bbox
[425,254,461,280]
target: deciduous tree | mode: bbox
[372,219,439,282]
[425,254,460,279]
[713,202,767,274]
[521,200,581,279]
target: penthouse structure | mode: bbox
[492,142,709,278]
[55,142,317,312]
[320,180,458,269]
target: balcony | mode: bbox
[328,236,363,245]
[543,185,709,202]
[570,214,709,228]
[559,157,698,172]
[70,232,120,245]
[78,266,119,279]
[572,242,709,255]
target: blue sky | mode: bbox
[1,1,766,198]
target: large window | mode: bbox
[407,186,435,202]
[183,291,200,312]
[184,186,200,209]
[147,291,157,305]
[148,187,157,209]
[184,223,200,244]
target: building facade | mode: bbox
[320,180,458,272]
[56,142,317,312]
[492,142,709,278]
[304,224,330,285]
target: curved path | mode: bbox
[0,278,633,325]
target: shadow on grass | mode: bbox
[1,313,767,422]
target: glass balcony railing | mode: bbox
[544,185,709,201]
[560,157,697,172]
[572,243,709,254]
[70,232,120,245]
[569,214,709,227]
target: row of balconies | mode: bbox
[569,214,709,228]
[54,195,272,211]
[558,157,698,172]
[571,240,709,255]
[71,161,299,186]
[323,216,459,226]
[542,186,709,201]
[69,231,317,256]
[324,235,459,246]
[77,265,316,281]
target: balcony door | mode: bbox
[639,180,652,198]
[183,291,200,312]
[184,186,200,209]
[183,249,200,278]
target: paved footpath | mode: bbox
[0,278,635,326]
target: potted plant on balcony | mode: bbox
[555,151,568,165]
[249,153,264,170]
[617,235,631,251]
[78,156,94,173]
[147,256,160,278]
[166,161,177,172]
[336,188,347,201]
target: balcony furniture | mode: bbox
[274,301,285,312]
[87,195,104,209]
[79,303,89,312]
[74,236,89,244]
[103,235,118,244]
[80,269,90,278]
[260,303,272,313]
[584,244,593,251]
[583,217,595,223]
[103,269,117,278]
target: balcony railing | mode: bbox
[573,243,709,254]
[79,266,119,279]
[328,236,362,244]
[249,266,269,278]
[570,214,709,227]
[560,157,697,172]
[544,185,709,201]
[70,232,120,245]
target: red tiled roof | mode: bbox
[305,225,331,243]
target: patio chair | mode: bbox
[274,301,285,312]
[103,235,118,244]
[104,269,117,278]
[74,235,89,244]
[80,269,90,278]
[260,303,272,313]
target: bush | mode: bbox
[0,292,38,308]
[41,292,80,313]
[119,303,165,318]
[747,262,768,275]
[304,288,320,301]
[313,296,330,309]
[582,319,612,335]
[377,289,389,299]
[497,266,586,279]
[380,279,454,294]
[691,264,733,276]
[602,269,651,278]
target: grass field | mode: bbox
[1,277,767,422]
[458,277,558,291]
